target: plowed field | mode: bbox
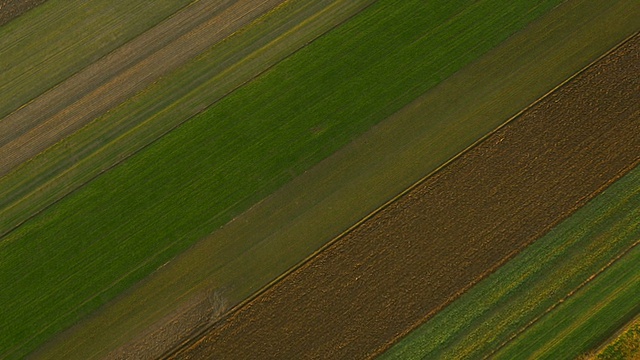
[173,34,640,359]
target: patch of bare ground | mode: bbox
[0,0,285,177]
[0,0,46,26]
[104,289,228,360]
[170,34,640,359]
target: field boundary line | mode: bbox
[592,313,640,355]
[483,239,640,359]
[369,30,640,357]
[372,160,640,360]
[0,0,377,243]
[0,0,200,122]
[1,241,178,360]
[164,30,640,359]
[0,0,286,175]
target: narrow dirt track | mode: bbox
[0,0,46,26]
[173,34,640,359]
[0,0,285,177]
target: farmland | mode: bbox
[27,0,640,358]
[0,0,637,358]
[170,33,640,359]
[0,0,288,177]
[493,244,640,359]
[594,318,640,359]
[380,161,640,359]
[0,0,376,237]
[0,0,46,26]
[0,0,195,119]
[1,0,576,357]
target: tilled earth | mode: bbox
[173,34,640,359]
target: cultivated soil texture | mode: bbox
[171,34,640,359]
[0,0,46,26]
[0,0,284,176]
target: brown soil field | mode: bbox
[0,0,284,177]
[170,34,640,359]
[0,0,46,26]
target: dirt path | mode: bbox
[171,34,640,359]
[0,0,46,26]
[0,0,285,177]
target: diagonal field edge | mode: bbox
[18,1,636,358]
[0,0,195,120]
[377,155,640,359]
[0,0,236,147]
[593,313,640,356]
[26,0,613,356]
[483,238,640,359]
[27,1,639,357]
[0,0,380,243]
[0,0,48,27]
[0,0,286,176]
[168,31,640,359]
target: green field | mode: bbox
[0,0,374,238]
[380,164,640,359]
[0,0,575,357]
[494,246,640,359]
[22,0,640,358]
[0,0,192,119]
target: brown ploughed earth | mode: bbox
[0,0,285,177]
[0,0,46,26]
[170,34,640,359]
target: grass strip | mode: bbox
[168,30,640,357]
[28,0,640,358]
[0,0,567,357]
[0,0,192,119]
[0,0,288,177]
[0,0,374,240]
[494,245,640,359]
[380,164,640,360]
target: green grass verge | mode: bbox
[0,0,192,119]
[593,318,640,360]
[380,164,640,360]
[0,0,569,357]
[30,0,640,358]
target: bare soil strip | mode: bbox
[172,34,640,359]
[0,0,284,177]
[0,0,46,26]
